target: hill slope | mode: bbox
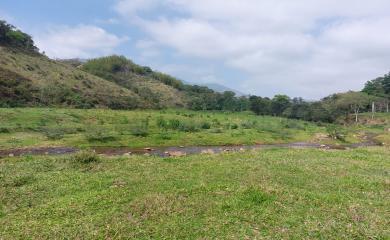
[0,47,144,108]
[81,56,187,108]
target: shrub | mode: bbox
[200,121,211,129]
[11,175,36,187]
[86,128,117,142]
[326,125,346,142]
[283,120,305,130]
[212,119,221,127]
[230,123,239,129]
[71,151,100,164]
[131,126,149,137]
[0,127,11,133]
[158,132,172,140]
[168,119,181,130]
[210,128,223,134]
[43,128,65,140]
[156,117,168,129]
[241,120,257,129]
[131,119,149,137]
[179,121,199,132]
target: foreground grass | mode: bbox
[0,108,333,150]
[0,147,389,239]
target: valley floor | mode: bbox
[0,147,389,239]
[1,108,388,151]
[0,108,389,239]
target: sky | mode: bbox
[1,0,390,99]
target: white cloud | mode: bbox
[115,0,390,98]
[35,25,128,59]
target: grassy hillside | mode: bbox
[1,108,385,150]
[81,56,187,108]
[0,47,144,108]
[0,147,388,239]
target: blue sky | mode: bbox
[1,0,390,99]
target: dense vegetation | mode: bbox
[0,20,38,53]
[0,108,334,150]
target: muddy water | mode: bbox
[0,138,382,158]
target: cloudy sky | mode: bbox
[1,0,390,99]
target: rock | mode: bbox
[201,149,215,154]
[123,152,132,157]
[8,153,14,157]
[239,148,245,152]
[166,151,186,157]
[144,148,153,151]
[144,153,150,156]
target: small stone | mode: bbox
[8,153,14,157]
[144,148,153,151]
[123,152,131,156]
[201,149,215,154]
[166,151,186,157]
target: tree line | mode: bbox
[0,21,38,53]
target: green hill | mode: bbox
[0,20,213,109]
[0,46,144,108]
[81,56,187,108]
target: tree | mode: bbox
[0,20,38,52]
[330,91,372,123]
[271,95,291,116]
[249,96,271,115]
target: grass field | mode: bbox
[0,108,389,239]
[0,147,389,239]
[1,108,384,150]
[0,108,323,150]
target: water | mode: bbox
[0,138,381,158]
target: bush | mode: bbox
[241,120,257,129]
[71,151,100,164]
[326,125,346,142]
[179,121,199,132]
[131,126,149,137]
[43,128,65,140]
[158,132,172,140]
[86,128,117,142]
[210,128,223,134]
[283,120,305,130]
[212,119,221,127]
[156,117,168,129]
[131,118,149,137]
[200,121,211,129]
[230,123,239,129]
[168,119,181,130]
[0,127,11,133]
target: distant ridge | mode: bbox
[203,83,246,96]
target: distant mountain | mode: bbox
[202,83,246,96]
